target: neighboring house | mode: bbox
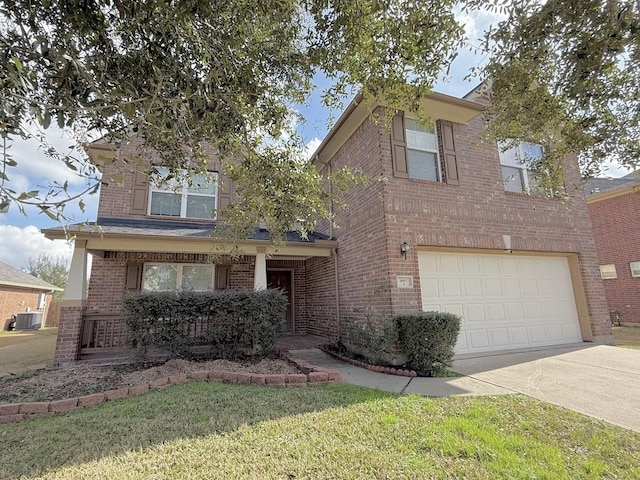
[0,261,62,330]
[43,91,612,366]
[585,172,640,325]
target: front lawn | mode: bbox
[1,383,638,479]
[613,325,640,349]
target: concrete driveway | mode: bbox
[453,344,640,432]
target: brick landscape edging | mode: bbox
[320,347,418,378]
[0,356,341,424]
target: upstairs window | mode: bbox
[149,167,218,219]
[405,118,441,182]
[499,141,544,193]
[142,264,215,291]
[630,261,640,278]
[599,264,617,280]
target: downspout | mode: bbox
[333,247,340,340]
[328,158,334,239]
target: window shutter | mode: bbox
[216,171,231,221]
[391,113,409,178]
[126,263,143,291]
[130,166,149,215]
[439,120,460,185]
[215,265,230,289]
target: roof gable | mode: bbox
[0,261,63,291]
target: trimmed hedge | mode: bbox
[339,318,399,365]
[395,311,461,374]
[123,289,288,361]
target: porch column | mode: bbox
[254,248,267,290]
[64,240,88,301]
[56,240,88,366]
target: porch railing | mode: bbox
[79,313,129,353]
[78,314,219,354]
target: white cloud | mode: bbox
[3,125,96,199]
[598,160,633,178]
[0,225,73,270]
[304,137,322,161]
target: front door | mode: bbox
[267,270,293,333]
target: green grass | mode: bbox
[613,325,640,349]
[0,327,57,375]
[1,383,638,479]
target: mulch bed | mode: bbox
[0,358,300,404]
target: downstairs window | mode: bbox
[142,264,215,291]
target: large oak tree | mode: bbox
[1,0,638,239]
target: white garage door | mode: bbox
[418,251,583,355]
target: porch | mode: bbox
[76,311,329,365]
[44,220,339,366]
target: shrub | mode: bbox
[338,317,399,365]
[123,289,287,361]
[395,311,461,374]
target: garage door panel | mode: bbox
[528,325,548,343]
[421,278,439,297]
[483,278,502,296]
[463,278,482,296]
[468,329,490,349]
[464,303,485,323]
[481,256,501,274]
[418,251,583,355]
[441,278,462,297]
[490,328,510,347]
[506,302,525,320]
[520,278,538,296]
[547,324,565,341]
[518,257,537,274]
[486,303,506,321]
[440,255,460,273]
[523,302,542,319]
[461,256,481,273]
[500,257,519,274]
[510,326,530,345]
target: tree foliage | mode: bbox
[24,252,69,299]
[469,0,640,180]
[1,1,639,236]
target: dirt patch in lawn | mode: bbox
[0,358,300,404]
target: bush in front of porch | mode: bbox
[123,289,287,361]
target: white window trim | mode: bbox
[142,263,215,291]
[405,118,442,182]
[498,141,543,192]
[599,264,617,280]
[148,168,218,219]
[630,261,640,278]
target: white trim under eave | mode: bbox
[80,235,335,257]
[587,184,639,204]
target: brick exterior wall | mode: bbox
[0,287,53,329]
[321,108,612,343]
[588,190,640,324]
[321,117,394,327]
[97,137,236,220]
[304,255,338,339]
[54,305,86,366]
[87,252,256,313]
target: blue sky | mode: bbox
[0,8,631,269]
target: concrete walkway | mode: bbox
[291,345,640,433]
[289,349,511,397]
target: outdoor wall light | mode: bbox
[400,241,410,260]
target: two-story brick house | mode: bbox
[585,172,640,324]
[44,90,612,365]
[312,91,611,356]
